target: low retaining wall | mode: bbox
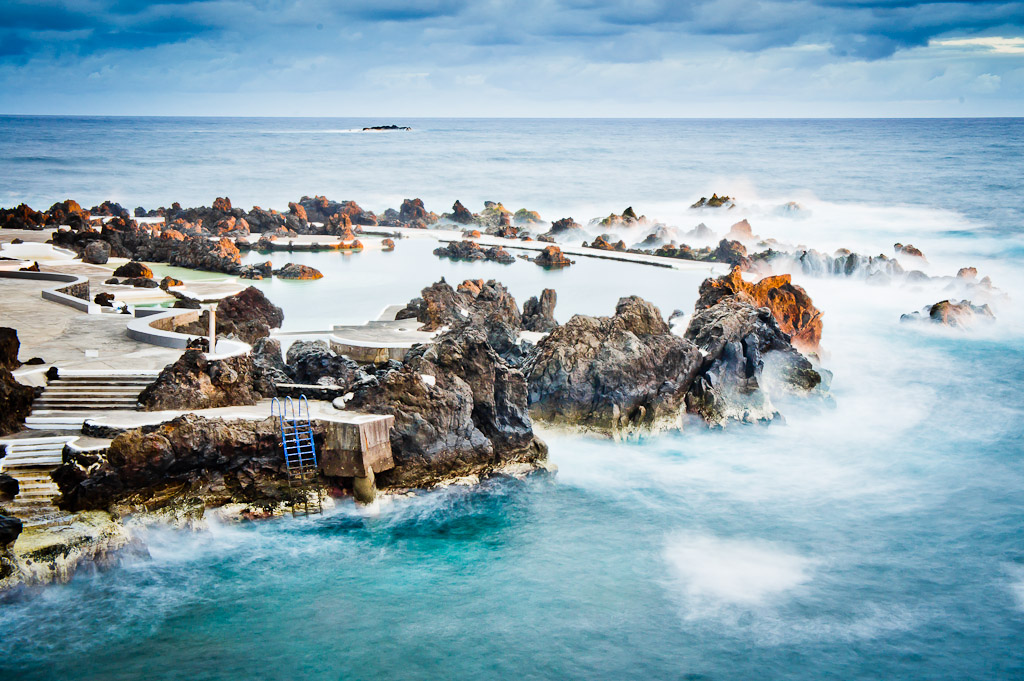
[0,268,99,313]
[125,307,249,359]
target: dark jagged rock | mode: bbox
[92,201,130,218]
[696,267,823,352]
[0,330,35,436]
[0,204,45,230]
[532,245,574,268]
[382,238,396,251]
[216,286,284,341]
[522,289,558,333]
[433,240,514,264]
[444,200,475,225]
[363,125,411,131]
[176,287,283,345]
[683,298,822,426]
[239,261,272,280]
[0,474,18,502]
[83,240,111,264]
[94,292,115,307]
[0,327,20,371]
[52,414,312,512]
[298,196,377,226]
[169,236,242,274]
[19,261,40,272]
[284,340,365,388]
[251,337,290,397]
[123,277,159,288]
[396,279,522,334]
[0,515,22,548]
[690,193,734,209]
[757,248,904,279]
[274,263,323,280]
[525,296,703,433]
[901,299,995,328]
[348,325,547,488]
[139,349,260,411]
[541,217,585,242]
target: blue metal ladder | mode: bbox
[271,395,322,515]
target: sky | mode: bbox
[0,0,1022,117]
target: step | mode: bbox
[1,443,67,453]
[49,378,154,385]
[3,452,63,464]
[43,388,144,395]
[0,436,78,447]
[34,402,139,409]
[25,416,88,425]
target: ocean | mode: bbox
[1,117,1023,680]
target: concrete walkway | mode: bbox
[84,398,382,430]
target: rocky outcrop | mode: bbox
[0,514,23,583]
[532,245,574,268]
[753,248,904,279]
[396,278,522,335]
[112,261,153,278]
[683,298,823,426]
[696,267,823,351]
[541,217,585,242]
[284,340,368,388]
[251,337,290,396]
[433,240,515,264]
[526,297,703,433]
[169,236,241,273]
[274,263,323,280]
[653,239,749,268]
[901,299,995,328]
[444,200,475,225]
[590,207,645,229]
[690,194,734,209]
[215,286,284,343]
[52,414,309,512]
[347,325,547,488]
[138,349,261,411]
[895,243,926,260]
[0,329,34,435]
[522,289,558,332]
[83,241,111,264]
[0,204,45,230]
[514,209,543,225]
[0,473,18,501]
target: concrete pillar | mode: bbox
[208,306,217,354]
[352,468,377,505]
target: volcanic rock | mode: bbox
[347,325,547,488]
[284,340,366,388]
[83,241,111,264]
[0,330,35,435]
[139,349,261,411]
[445,200,475,225]
[274,263,323,280]
[690,194,734,209]
[112,261,153,279]
[525,296,703,433]
[696,267,823,351]
[52,414,309,512]
[522,289,558,333]
[900,299,995,328]
[532,245,574,268]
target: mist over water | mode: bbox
[2,117,1024,680]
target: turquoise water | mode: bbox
[2,117,1024,680]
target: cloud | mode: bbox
[0,0,1021,115]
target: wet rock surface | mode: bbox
[52,414,311,512]
[532,245,574,268]
[348,325,547,488]
[525,296,703,433]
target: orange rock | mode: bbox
[697,266,822,351]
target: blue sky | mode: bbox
[0,0,1022,116]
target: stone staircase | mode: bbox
[26,371,158,431]
[0,435,76,527]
